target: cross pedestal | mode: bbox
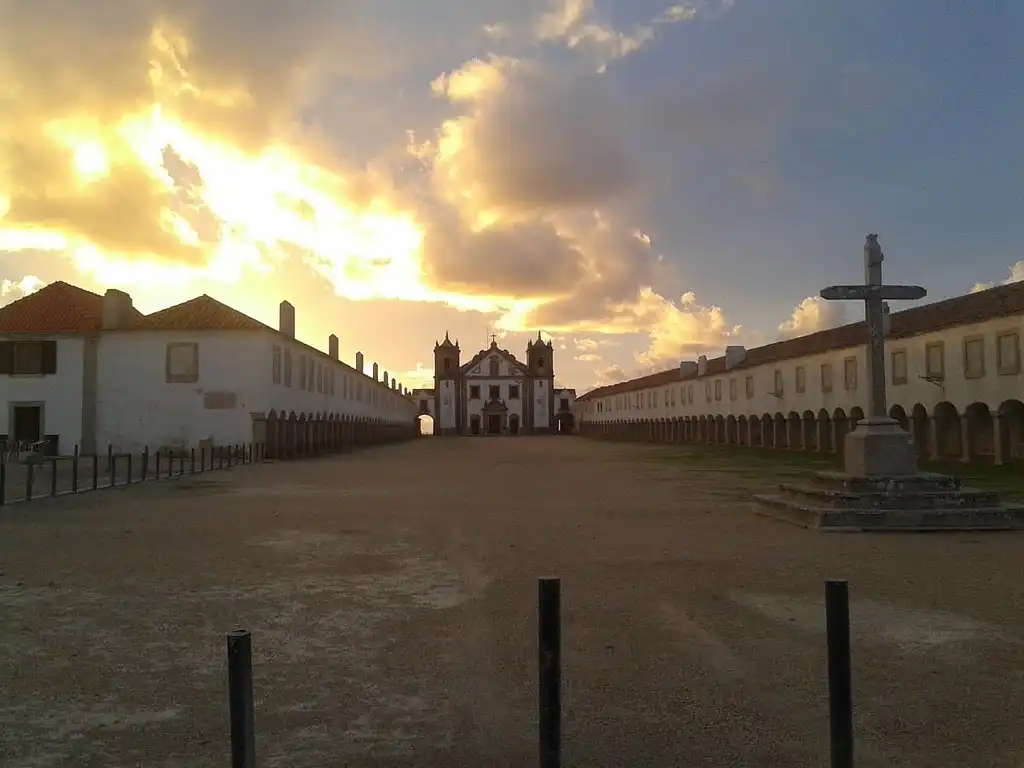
[819,234,927,477]
[753,235,1024,531]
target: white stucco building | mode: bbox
[576,280,1024,467]
[412,334,575,435]
[0,281,416,456]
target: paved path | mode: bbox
[1,437,1023,767]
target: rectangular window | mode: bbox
[284,350,293,387]
[470,385,480,399]
[925,342,945,379]
[795,366,806,394]
[653,391,659,408]
[489,358,500,376]
[729,378,737,401]
[997,332,1020,375]
[714,379,722,401]
[745,376,754,399]
[166,342,199,383]
[821,363,833,393]
[509,384,520,399]
[329,370,335,396]
[2,340,57,376]
[560,398,569,410]
[272,345,282,384]
[891,349,908,385]
[343,374,348,399]
[308,359,315,391]
[299,357,307,389]
[316,365,323,393]
[773,369,784,396]
[705,381,712,402]
[489,385,500,399]
[963,336,985,379]
[843,356,858,390]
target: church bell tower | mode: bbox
[433,332,461,435]
[526,331,555,432]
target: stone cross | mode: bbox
[820,234,927,420]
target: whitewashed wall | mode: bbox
[0,337,85,454]
[464,377,526,424]
[581,315,1024,423]
[437,379,457,430]
[533,380,550,429]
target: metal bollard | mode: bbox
[227,630,257,768]
[26,462,34,502]
[50,456,58,496]
[826,579,854,768]
[72,445,79,494]
[538,576,562,768]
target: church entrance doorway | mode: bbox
[470,415,481,435]
[487,414,502,435]
[509,414,520,435]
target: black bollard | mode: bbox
[200,446,206,473]
[72,445,79,494]
[50,456,58,496]
[107,445,113,486]
[92,450,98,491]
[227,630,256,768]
[0,461,5,506]
[26,462,34,502]
[127,453,133,485]
[191,448,196,474]
[826,579,854,768]
[538,576,562,768]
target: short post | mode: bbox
[127,453,133,485]
[227,630,257,768]
[826,579,854,768]
[92,450,98,491]
[191,448,196,474]
[538,576,562,768]
[26,462,34,502]
[107,445,113,486]
[50,457,58,496]
[142,447,149,481]
[72,445,79,494]
[0,462,6,506]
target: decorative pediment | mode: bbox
[481,398,508,413]
[461,342,528,377]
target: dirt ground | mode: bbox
[1,437,1023,767]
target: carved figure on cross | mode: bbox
[820,234,927,421]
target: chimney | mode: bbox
[279,301,295,339]
[355,351,363,373]
[102,289,134,330]
[697,355,708,377]
[328,334,339,360]
[679,361,698,378]
[372,362,379,381]
[383,370,389,386]
[725,345,746,370]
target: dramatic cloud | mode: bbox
[972,261,1024,293]
[0,275,45,305]
[777,295,849,340]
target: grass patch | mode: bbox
[640,444,1024,499]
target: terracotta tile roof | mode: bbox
[579,280,1024,401]
[0,281,143,333]
[134,295,270,332]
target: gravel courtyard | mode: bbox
[1,437,1023,767]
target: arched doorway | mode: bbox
[470,414,481,435]
[510,413,520,435]
[417,414,435,436]
[556,410,575,434]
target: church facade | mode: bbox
[413,334,575,435]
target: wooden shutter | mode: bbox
[42,340,58,374]
[0,342,13,374]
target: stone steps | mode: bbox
[776,482,1002,511]
[753,493,1024,532]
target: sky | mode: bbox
[1,0,1022,393]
